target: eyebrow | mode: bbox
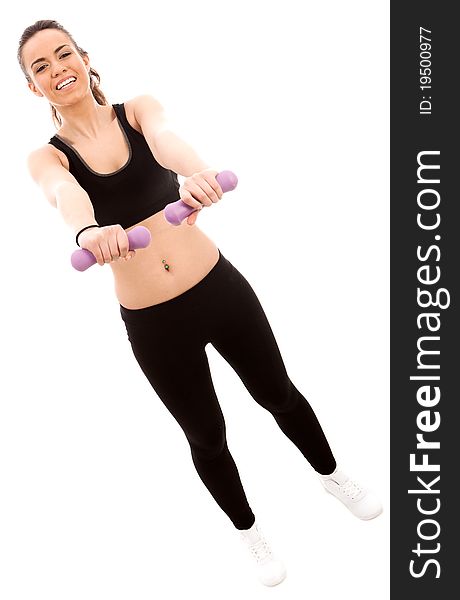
[30,44,70,69]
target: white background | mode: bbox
[1,1,389,598]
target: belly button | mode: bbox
[161,258,171,271]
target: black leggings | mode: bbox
[119,249,336,530]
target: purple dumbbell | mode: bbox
[71,226,152,271]
[164,170,238,226]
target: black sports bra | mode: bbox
[48,102,180,229]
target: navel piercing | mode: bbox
[162,259,170,271]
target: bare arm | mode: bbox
[132,94,211,176]
[55,182,98,237]
[27,146,98,236]
[27,146,134,263]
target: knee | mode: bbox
[265,378,299,415]
[188,422,228,462]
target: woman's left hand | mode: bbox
[179,169,224,226]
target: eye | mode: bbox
[35,52,71,73]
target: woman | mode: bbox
[18,19,382,587]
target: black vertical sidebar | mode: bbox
[391,2,459,597]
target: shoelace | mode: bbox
[248,538,273,564]
[339,478,364,501]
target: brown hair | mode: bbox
[17,19,108,130]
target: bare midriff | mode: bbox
[110,211,220,309]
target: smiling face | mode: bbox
[22,28,91,104]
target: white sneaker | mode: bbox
[318,467,383,520]
[239,522,287,586]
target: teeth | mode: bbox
[57,77,76,90]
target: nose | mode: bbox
[51,62,67,80]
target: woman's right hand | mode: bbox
[78,224,136,265]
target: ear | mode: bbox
[28,80,44,98]
[82,53,91,72]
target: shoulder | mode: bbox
[125,94,164,112]
[28,143,57,159]
[28,143,68,170]
[124,94,165,130]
